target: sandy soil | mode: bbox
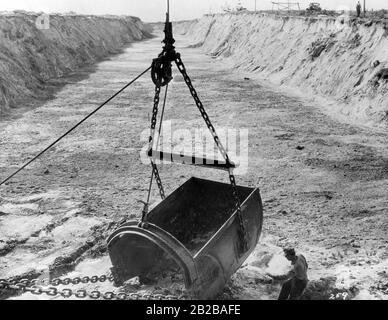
[177,13,388,127]
[0,12,150,113]
[0,33,387,300]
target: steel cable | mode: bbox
[0,66,152,187]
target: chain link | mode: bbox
[1,274,114,290]
[151,161,166,199]
[175,54,248,253]
[229,171,248,253]
[150,85,161,143]
[175,55,230,163]
[147,51,248,252]
[147,85,166,201]
[0,278,191,300]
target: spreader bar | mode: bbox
[148,149,237,171]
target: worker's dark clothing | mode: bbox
[356,4,361,17]
[278,278,308,300]
[278,255,309,300]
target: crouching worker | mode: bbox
[267,248,309,300]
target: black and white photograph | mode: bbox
[0,0,387,306]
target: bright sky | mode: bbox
[0,0,387,22]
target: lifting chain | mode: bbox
[0,276,191,300]
[151,161,166,199]
[150,85,161,141]
[144,1,248,252]
[175,55,249,253]
[229,172,248,253]
[175,55,229,162]
[148,85,166,201]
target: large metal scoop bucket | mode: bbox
[108,177,263,299]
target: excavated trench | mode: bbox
[0,24,387,300]
[177,13,388,127]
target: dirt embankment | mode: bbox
[0,28,387,301]
[149,19,198,34]
[0,12,152,114]
[175,13,388,127]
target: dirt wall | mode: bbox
[177,13,388,127]
[0,12,151,114]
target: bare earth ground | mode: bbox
[0,35,387,300]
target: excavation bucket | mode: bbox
[107,177,263,299]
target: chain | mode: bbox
[0,277,191,300]
[151,161,166,199]
[229,171,248,253]
[149,85,161,149]
[148,85,165,201]
[1,274,114,288]
[175,54,248,253]
[175,55,230,163]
